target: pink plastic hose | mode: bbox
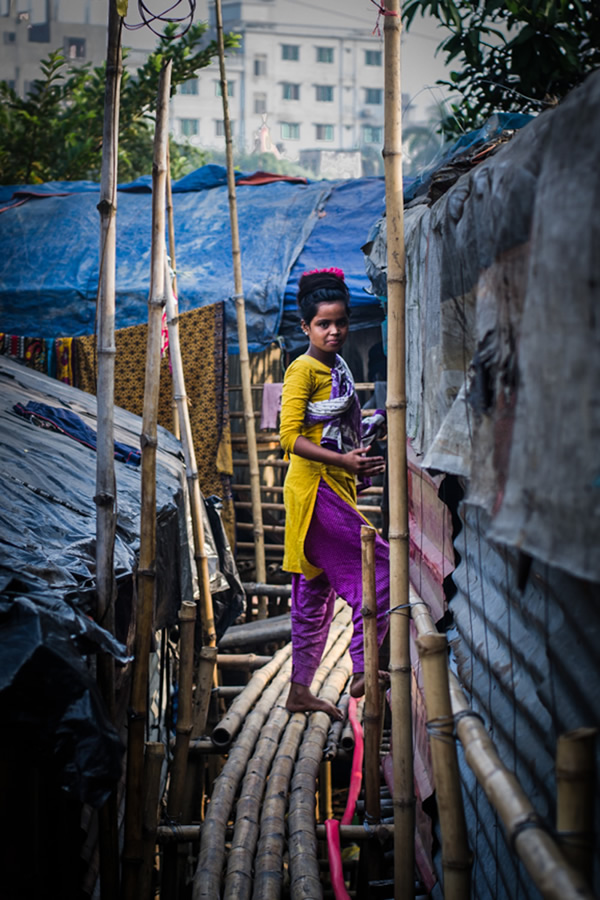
[325,819,350,900]
[342,695,364,824]
[325,696,365,900]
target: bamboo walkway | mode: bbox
[152,600,397,900]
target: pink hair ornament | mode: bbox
[302,267,345,281]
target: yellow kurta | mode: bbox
[280,354,363,579]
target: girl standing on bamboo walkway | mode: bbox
[280,268,390,721]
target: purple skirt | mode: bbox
[290,479,390,686]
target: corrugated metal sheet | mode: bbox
[444,500,600,898]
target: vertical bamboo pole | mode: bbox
[383,1,414,896]
[361,526,382,823]
[165,145,180,439]
[214,0,267,612]
[120,59,172,900]
[416,633,471,898]
[96,3,122,897]
[162,600,197,897]
[139,742,165,900]
[556,727,597,883]
[163,257,214,645]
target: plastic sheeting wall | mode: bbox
[443,502,600,899]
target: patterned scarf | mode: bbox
[305,355,385,454]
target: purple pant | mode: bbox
[290,479,390,686]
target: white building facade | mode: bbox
[1,1,421,174]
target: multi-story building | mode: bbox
[173,0,390,169]
[0,0,420,175]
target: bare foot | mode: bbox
[286,682,344,721]
[350,670,390,698]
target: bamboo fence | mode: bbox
[120,60,172,900]
[382,2,414,895]
[409,591,594,900]
[214,0,267,607]
[139,742,165,900]
[95,3,122,896]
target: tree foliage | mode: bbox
[403,0,600,138]
[0,23,240,184]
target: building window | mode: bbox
[254,92,267,114]
[315,124,334,141]
[282,82,300,101]
[365,49,382,66]
[64,37,86,59]
[215,80,234,97]
[3,30,16,44]
[216,120,234,136]
[29,21,50,42]
[365,87,383,104]
[280,122,300,140]
[316,46,334,64]
[363,125,383,144]
[281,44,299,61]
[315,85,334,102]
[180,78,198,95]
[180,118,199,137]
[254,54,267,76]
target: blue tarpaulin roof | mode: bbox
[0,167,387,352]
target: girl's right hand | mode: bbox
[342,446,386,477]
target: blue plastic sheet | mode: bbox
[0,167,331,351]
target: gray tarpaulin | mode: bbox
[365,69,600,583]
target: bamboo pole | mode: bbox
[195,606,352,900]
[165,144,180,439]
[214,0,267,610]
[120,60,172,900]
[415,632,471,898]
[361,526,382,823]
[162,609,197,897]
[288,653,353,900]
[163,256,215,644]
[556,727,597,882]
[167,600,197,817]
[409,594,595,900]
[139,742,165,900]
[383,1,414,896]
[211,642,293,748]
[95,4,123,896]
[252,621,353,900]
[217,613,292,650]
